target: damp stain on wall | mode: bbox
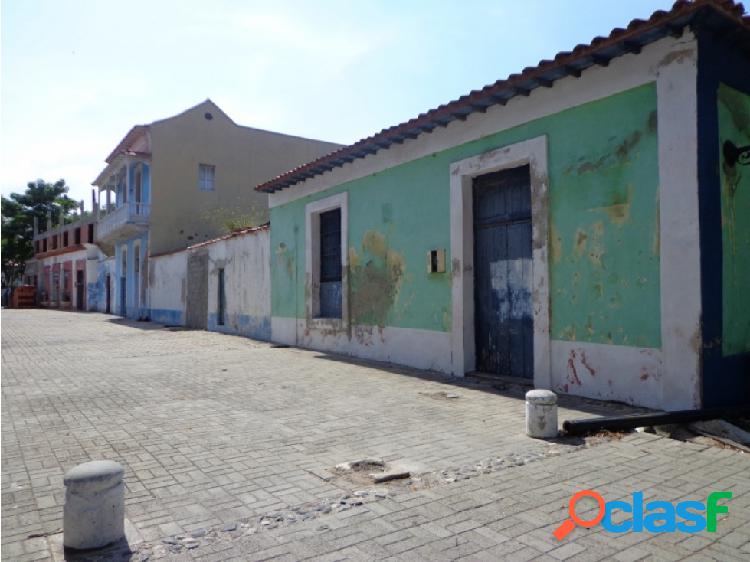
[349,230,406,327]
[275,241,294,277]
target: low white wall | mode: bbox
[205,227,271,340]
[149,252,187,325]
[271,317,452,373]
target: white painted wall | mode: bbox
[149,252,187,324]
[205,227,271,340]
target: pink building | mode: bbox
[31,212,104,311]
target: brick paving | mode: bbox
[193,433,750,562]
[2,309,749,561]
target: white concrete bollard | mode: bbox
[63,460,125,550]
[525,389,558,439]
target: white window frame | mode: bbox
[198,164,216,192]
[305,192,348,331]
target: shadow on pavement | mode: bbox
[308,349,652,420]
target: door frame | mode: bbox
[449,136,551,389]
[472,166,534,379]
[305,191,349,331]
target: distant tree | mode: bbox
[1,179,78,286]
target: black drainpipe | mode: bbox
[563,406,750,436]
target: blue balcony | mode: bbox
[96,201,150,245]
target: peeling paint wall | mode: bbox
[149,251,187,326]
[266,33,715,410]
[718,83,750,356]
[87,256,114,313]
[205,228,271,340]
[147,228,271,337]
[553,102,660,348]
[271,84,659,345]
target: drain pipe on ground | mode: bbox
[562,405,750,436]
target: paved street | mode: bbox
[2,309,749,561]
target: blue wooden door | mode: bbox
[473,165,533,378]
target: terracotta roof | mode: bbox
[187,223,270,251]
[150,223,270,258]
[256,0,750,194]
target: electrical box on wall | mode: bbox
[427,249,446,273]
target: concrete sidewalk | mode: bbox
[2,310,748,561]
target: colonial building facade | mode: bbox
[90,100,340,321]
[257,0,750,410]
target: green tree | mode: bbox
[1,179,78,286]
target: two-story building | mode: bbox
[30,208,105,311]
[91,99,341,321]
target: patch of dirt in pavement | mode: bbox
[332,458,416,488]
[126,437,605,560]
[584,430,630,446]
[419,390,461,400]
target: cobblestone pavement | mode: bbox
[2,310,748,561]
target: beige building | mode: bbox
[91,100,341,319]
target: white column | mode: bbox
[124,161,131,208]
[657,33,702,410]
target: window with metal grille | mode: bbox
[198,164,215,191]
[318,208,342,318]
[217,268,226,326]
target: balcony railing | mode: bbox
[96,201,150,243]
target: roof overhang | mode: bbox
[255,0,750,195]
[105,125,150,164]
[93,151,151,187]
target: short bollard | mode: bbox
[63,460,125,550]
[525,389,558,439]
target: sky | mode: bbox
[1,0,675,204]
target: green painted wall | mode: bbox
[271,83,661,347]
[718,83,750,356]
